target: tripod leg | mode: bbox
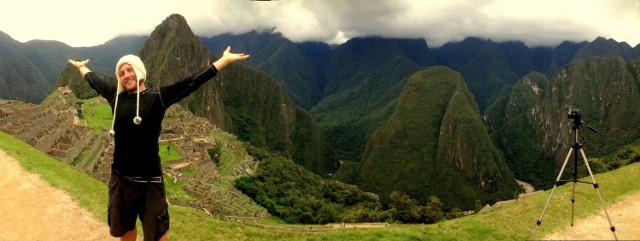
[571,177,576,226]
[571,143,580,227]
[579,149,618,240]
[531,148,574,240]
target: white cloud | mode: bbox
[0,0,638,47]
[0,0,176,46]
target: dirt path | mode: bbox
[543,192,640,240]
[0,149,117,241]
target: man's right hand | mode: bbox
[68,59,90,69]
[68,59,91,76]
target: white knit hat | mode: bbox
[115,55,147,94]
[109,55,147,136]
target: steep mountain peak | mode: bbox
[357,66,518,208]
[161,13,191,30]
[140,13,211,88]
[573,36,635,60]
[147,14,199,48]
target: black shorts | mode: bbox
[108,171,169,241]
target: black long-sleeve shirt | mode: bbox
[84,66,218,177]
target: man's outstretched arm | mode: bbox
[67,58,116,101]
[159,46,250,107]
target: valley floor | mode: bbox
[0,149,116,241]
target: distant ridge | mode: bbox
[0,31,144,103]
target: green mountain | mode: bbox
[202,30,325,109]
[573,37,640,61]
[435,38,529,109]
[139,14,336,174]
[0,31,145,103]
[486,57,640,189]
[357,66,518,209]
[0,31,52,102]
[536,57,640,163]
[484,71,555,188]
[311,37,435,162]
[543,40,588,76]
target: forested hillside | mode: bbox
[357,66,518,209]
[486,57,640,189]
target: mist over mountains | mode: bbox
[2,14,640,211]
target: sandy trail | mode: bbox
[543,192,640,240]
[0,149,117,241]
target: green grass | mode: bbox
[163,173,194,202]
[159,143,183,162]
[211,130,247,175]
[2,129,639,240]
[159,142,189,201]
[81,97,112,134]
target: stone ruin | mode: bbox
[0,86,268,218]
[161,105,268,218]
[0,88,110,177]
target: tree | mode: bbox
[389,191,421,223]
[423,196,444,223]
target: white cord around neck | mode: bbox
[133,78,142,125]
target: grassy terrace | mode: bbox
[81,97,112,134]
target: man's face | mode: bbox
[118,64,140,92]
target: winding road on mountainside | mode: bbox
[516,179,536,193]
[0,148,638,240]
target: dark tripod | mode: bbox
[531,109,617,240]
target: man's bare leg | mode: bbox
[159,232,169,241]
[120,228,137,241]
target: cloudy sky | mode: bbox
[1,0,639,48]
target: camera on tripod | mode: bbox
[567,109,581,120]
[532,108,614,240]
[567,109,582,127]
